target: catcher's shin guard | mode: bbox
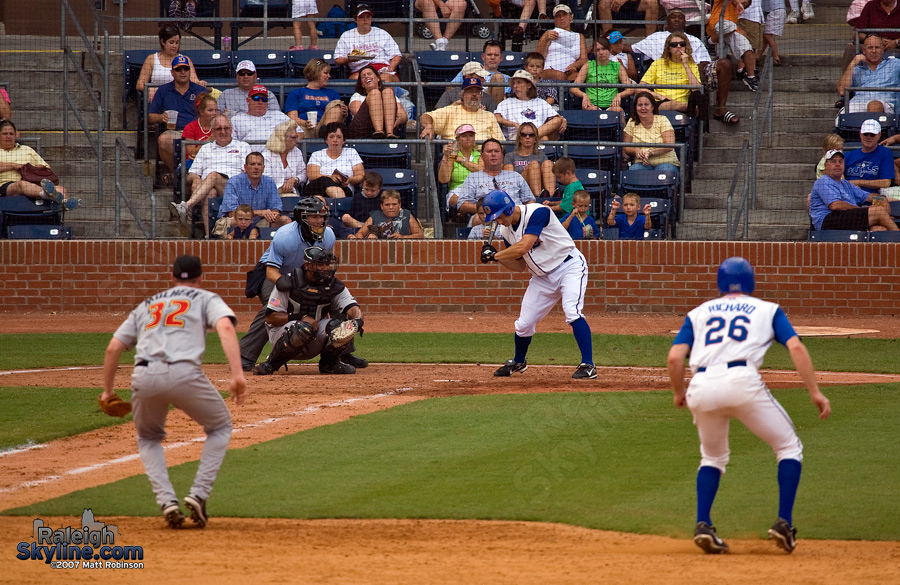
[265,320,316,371]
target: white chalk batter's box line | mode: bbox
[0,386,415,496]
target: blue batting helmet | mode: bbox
[483,189,515,222]
[717,257,755,295]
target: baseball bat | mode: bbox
[484,220,498,246]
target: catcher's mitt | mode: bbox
[329,318,359,348]
[98,392,132,417]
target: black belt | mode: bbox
[696,360,747,373]
[136,360,149,367]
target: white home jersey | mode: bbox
[498,203,577,276]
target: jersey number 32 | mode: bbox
[146,300,191,330]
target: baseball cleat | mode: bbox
[162,501,184,528]
[694,521,729,554]
[341,353,369,368]
[184,494,208,528]
[768,518,797,553]
[572,363,597,379]
[494,359,527,377]
[251,362,275,376]
[319,359,355,374]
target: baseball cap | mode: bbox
[607,30,624,44]
[455,124,476,136]
[172,54,190,68]
[249,84,268,98]
[824,149,844,161]
[355,3,373,17]
[236,60,256,73]
[173,255,202,280]
[861,119,882,135]
[553,3,572,14]
[460,61,491,79]
[461,77,483,91]
[510,69,535,85]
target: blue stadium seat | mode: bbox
[233,49,290,79]
[571,169,611,202]
[868,230,900,241]
[620,169,679,200]
[536,143,559,161]
[208,197,224,236]
[456,226,471,239]
[350,141,412,169]
[182,49,233,81]
[602,227,662,240]
[280,195,300,215]
[808,230,870,241]
[561,109,623,142]
[415,51,471,110]
[833,112,898,140]
[0,196,62,239]
[566,144,621,184]
[6,224,72,240]
[372,168,419,216]
[289,49,339,78]
[325,197,352,217]
[258,226,276,239]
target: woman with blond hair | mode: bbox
[502,122,555,198]
[263,120,308,196]
[285,58,345,135]
[630,32,701,112]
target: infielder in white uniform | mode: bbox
[480,189,596,379]
[100,256,248,529]
[667,257,831,554]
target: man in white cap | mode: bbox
[843,119,896,193]
[435,61,497,111]
[219,60,281,119]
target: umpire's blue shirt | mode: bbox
[260,225,336,275]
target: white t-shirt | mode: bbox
[495,97,559,140]
[231,110,292,146]
[307,147,364,178]
[632,32,712,63]
[545,28,583,72]
[190,139,252,180]
[334,27,401,74]
[263,146,308,187]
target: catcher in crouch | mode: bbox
[252,246,366,376]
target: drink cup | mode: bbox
[223,37,232,51]
[307,111,318,126]
[166,110,178,130]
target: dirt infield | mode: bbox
[2,311,899,584]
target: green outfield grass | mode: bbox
[5,386,899,540]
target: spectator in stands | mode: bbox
[420,78,505,141]
[623,90,680,172]
[290,0,319,51]
[598,0,659,37]
[628,33,701,113]
[451,138,534,215]
[841,0,900,72]
[505,0,550,51]
[707,0,759,92]
[344,65,407,139]
[495,70,564,141]
[0,87,10,122]
[562,190,599,239]
[466,196,488,240]
[172,114,251,236]
[334,4,402,84]
[544,156,584,215]
[263,119,307,195]
[631,9,741,125]
[0,120,79,209]
[537,4,588,81]
[180,93,218,166]
[231,85,294,145]
[435,62,497,111]
[167,0,199,30]
[502,122,554,198]
[570,36,632,111]
[343,171,384,232]
[817,133,844,179]
[148,54,206,178]
[227,204,260,240]
[136,26,205,103]
[607,192,653,239]
[809,149,899,231]
[785,0,814,23]
[213,152,290,238]
[439,123,483,193]
[762,3,787,67]
[607,30,639,81]
[416,0,466,51]
[219,60,280,119]
[524,52,558,106]
[451,40,509,106]
[306,122,365,198]
[844,120,895,193]
[285,59,344,134]
[354,189,424,239]
[837,34,900,114]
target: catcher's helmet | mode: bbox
[303,245,339,284]
[293,197,329,243]
[483,189,515,222]
[717,257,755,295]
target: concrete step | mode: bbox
[702,146,821,164]
[694,163,816,180]
[702,132,826,148]
[689,178,812,193]
[687,192,811,211]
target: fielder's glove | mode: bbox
[480,244,498,264]
[98,392,132,417]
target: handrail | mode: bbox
[726,139,749,240]
[114,138,157,238]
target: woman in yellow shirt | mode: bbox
[623,91,680,172]
[635,32,701,112]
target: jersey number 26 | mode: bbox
[705,315,750,345]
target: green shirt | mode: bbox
[560,180,584,215]
[586,60,620,109]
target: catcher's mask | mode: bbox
[293,197,329,243]
[303,246,339,284]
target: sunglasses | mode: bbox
[520,132,536,138]
[172,66,190,72]
[669,41,687,47]
[251,95,269,102]
[237,71,255,76]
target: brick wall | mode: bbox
[2,240,898,315]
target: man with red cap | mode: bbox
[231,84,294,144]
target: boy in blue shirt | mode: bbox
[561,190,599,239]
[607,192,652,239]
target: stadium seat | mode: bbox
[289,49,338,78]
[456,226,471,239]
[280,195,300,215]
[807,230,870,241]
[0,196,62,239]
[233,49,290,79]
[325,197,352,216]
[6,224,72,240]
[415,51,471,110]
[560,109,623,142]
[620,169,678,199]
[536,143,559,161]
[833,112,898,141]
[208,196,224,237]
[566,144,621,184]
[868,230,900,242]
[350,141,412,169]
[238,0,290,18]
[257,226,276,239]
[572,169,611,202]
[372,168,419,216]
[658,110,696,170]
[182,49,233,82]
[602,227,662,240]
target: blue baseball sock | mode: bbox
[513,334,532,364]
[570,317,593,365]
[696,466,721,525]
[777,459,802,526]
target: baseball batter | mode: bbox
[252,247,365,375]
[667,257,831,554]
[480,189,596,379]
[100,256,248,529]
